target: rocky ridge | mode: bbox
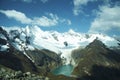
[72,39,120,80]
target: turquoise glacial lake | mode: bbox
[52,64,74,76]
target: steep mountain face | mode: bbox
[0,26,62,75]
[111,36,120,53]
[26,49,62,70]
[0,27,38,73]
[72,39,120,80]
[0,49,38,73]
[0,27,9,52]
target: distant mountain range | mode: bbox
[1,26,119,64]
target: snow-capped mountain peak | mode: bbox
[1,26,119,64]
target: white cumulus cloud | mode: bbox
[0,10,71,27]
[32,13,59,27]
[0,10,32,24]
[89,5,120,33]
[73,0,96,16]
[60,19,72,25]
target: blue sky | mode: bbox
[0,0,120,35]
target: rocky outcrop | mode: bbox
[0,68,49,80]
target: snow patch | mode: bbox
[0,44,9,52]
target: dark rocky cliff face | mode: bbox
[72,39,120,80]
[26,49,61,67]
[0,47,38,73]
[25,49,62,75]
